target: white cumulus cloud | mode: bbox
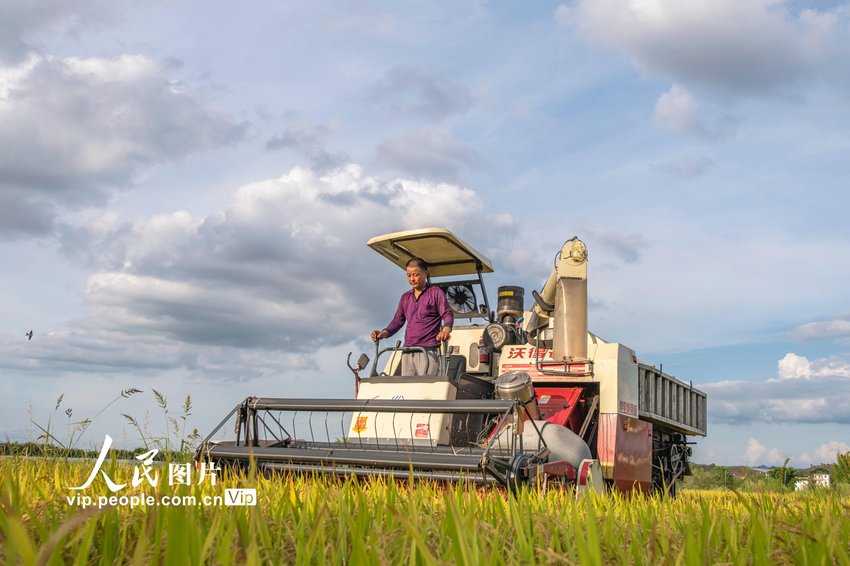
[0,0,116,63]
[653,84,736,141]
[793,312,850,341]
[557,0,850,95]
[778,352,850,379]
[798,440,850,466]
[745,437,784,466]
[703,352,850,424]
[0,164,518,378]
[0,53,247,238]
[654,85,700,133]
[374,126,488,182]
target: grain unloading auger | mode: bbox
[197,228,707,495]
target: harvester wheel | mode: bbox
[668,444,686,478]
[652,437,687,497]
[506,454,531,493]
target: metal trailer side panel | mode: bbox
[637,364,707,436]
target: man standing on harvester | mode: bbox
[370,258,453,376]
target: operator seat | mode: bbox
[444,354,467,381]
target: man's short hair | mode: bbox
[405,257,429,271]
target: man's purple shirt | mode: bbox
[384,284,454,348]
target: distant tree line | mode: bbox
[684,452,850,492]
[1,441,188,461]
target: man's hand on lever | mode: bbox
[436,327,452,342]
[371,329,389,343]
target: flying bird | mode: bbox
[25,330,33,340]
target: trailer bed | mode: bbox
[637,364,707,436]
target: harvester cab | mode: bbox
[365,227,495,376]
[197,227,707,496]
[349,228,506,450]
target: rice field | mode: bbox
[1,456,849,565]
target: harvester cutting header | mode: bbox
[198,228,707,495]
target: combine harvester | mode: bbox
[198,228,707,495]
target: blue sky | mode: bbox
[1,0,848,467]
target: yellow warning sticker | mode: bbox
[352,415,368,433]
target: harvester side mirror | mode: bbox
[356,353,369,371]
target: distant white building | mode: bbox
[795,473,831,490]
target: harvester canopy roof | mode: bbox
[367,227,494,277]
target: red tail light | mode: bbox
[478,338,490,365]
